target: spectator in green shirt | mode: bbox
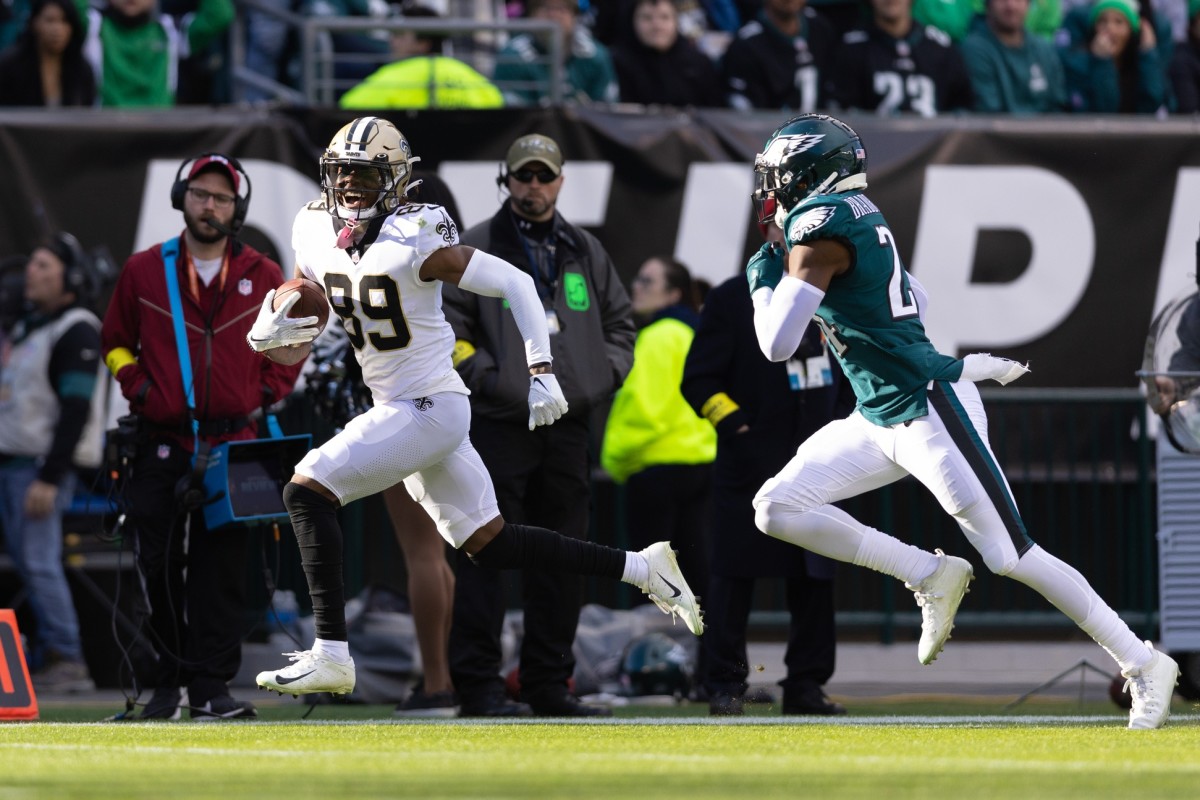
[493,0,619,106]
[1059,0,1172,112]
[77,0,233,107]
[960,0,1068,111]
[913,0,1061,40]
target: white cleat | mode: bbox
[905,549,974,665]
[1123,643,1179,729]
[256,650,356,697]
[640,541,704,636]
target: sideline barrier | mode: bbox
[0,609,38,720]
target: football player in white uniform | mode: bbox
[246,117,704,698]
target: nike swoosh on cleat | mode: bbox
[274,670,316,685]
[657,573,682,598]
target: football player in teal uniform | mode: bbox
[746,113,1179,729]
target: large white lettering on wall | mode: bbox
[1155,168,1200,316]
[911,166,1094,357]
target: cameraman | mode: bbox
[0,233,102,693]
[100,154,302,720]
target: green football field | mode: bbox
[2,702,1198,799]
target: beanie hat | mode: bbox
[1089,0,1141,33]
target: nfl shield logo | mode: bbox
[238,279,253,296]
[157,444,171,460]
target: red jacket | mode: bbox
[101,234,303,451]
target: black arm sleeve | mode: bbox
[40,320,101,485]
[681,282,750,436]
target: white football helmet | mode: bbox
[321,117,421,223]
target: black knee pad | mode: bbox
[468,524,518,569]
[282,481,333,514]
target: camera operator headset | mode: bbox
[166,153,253,512]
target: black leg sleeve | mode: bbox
[470,523,626,580]
[282,482,347,642]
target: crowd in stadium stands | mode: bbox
[1,0,1199,112]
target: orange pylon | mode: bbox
[0,609,39,720]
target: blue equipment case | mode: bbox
[202,434,312,529]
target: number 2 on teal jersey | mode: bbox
[878,225,918,320]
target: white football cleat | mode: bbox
[640,541,704,636]
[905,549,974,665]
[1123,644,1179,729]
[256,650,356,696]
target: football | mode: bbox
[261,278,330,365]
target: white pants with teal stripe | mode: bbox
[753,378,1032,575]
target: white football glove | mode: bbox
[528,373,569,430]
[960,353,1030,385]
[246,289,320,352]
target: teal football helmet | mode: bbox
[619,633,694,698]
[753,114,868,229]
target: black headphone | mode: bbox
[170,152,253,234]
[50,231,94,302]
[496,163,508,188]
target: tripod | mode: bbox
[1004,659,1116,710]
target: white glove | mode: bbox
[528,373,569,430]
[960,353,1030,385]
[246,289,320,352]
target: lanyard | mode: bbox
[517,233,557,303]
[162,237,199,451]
[163,238,282,445]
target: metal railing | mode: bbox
[229,0,564,107]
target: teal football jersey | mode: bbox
[782,190,963,425]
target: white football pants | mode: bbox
[295,391,498,548]
[751,378,1150,669]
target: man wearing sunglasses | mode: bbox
[442,133,636,717]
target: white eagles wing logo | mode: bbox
[758,134,826,168]
[788,206,836,243]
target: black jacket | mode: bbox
[610,37,725,107]
[1170,40,1200,114]
[0,39,95,107]
[681,273,853,577]
[443,205,636,423]
[832,22,973,115]
[721,9,837,110]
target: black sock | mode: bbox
[282,482,346,641]
[470,522,625,579]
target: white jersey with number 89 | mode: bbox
[292,201,468,405]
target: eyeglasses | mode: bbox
[510,168,558,184]
[186,186,237,208]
